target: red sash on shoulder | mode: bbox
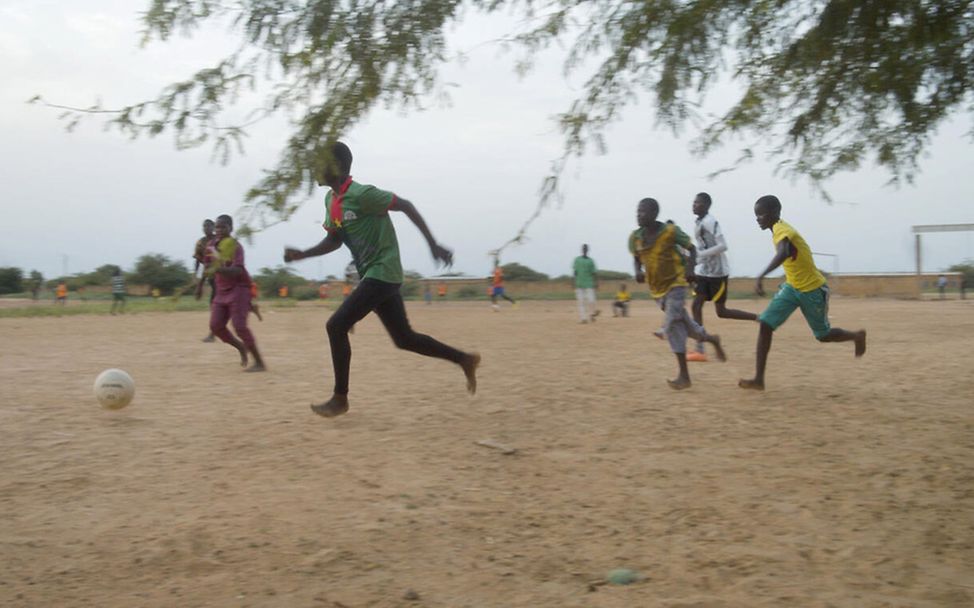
[329,176,354,228]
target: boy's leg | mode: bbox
[576,289,588,322]
[680,303,725,362]
[662,288,692,389]
[373,289,480,394]
[800,286,867,356]
[714,301,758,320]
[712,276,757,321]
[739,283,799,390]
[690,287,707,355]
[230,290,265,371]
[739,322,774,390]
[588,288,600,320]
[210,300,248,367]
[317,279,393,416]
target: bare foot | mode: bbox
[311,395,349,418]
[667,377,691,390]
[653,329,665,340]
[244,363,266,373]
[709,334,727,362]
[738,378,764,391]
[202,335,215,343]
[854,330,867,357]
[461,353,481,395]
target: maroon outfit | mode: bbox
[208,237,256,350]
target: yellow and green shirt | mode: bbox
[323,180,403,284]
[772,220,825,292]
[629,221,692,299]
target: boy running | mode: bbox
[193,219,217,342]
[110,267,126,315]
[688,192,757,361]
[739,195,866,391]
[196,214,266,372]
[490,261,516,310]
[283,142,480,418]
[630,198,725,389]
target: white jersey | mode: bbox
[694,213,730,277]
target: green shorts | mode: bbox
[758,283,831,339]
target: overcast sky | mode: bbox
[2,0,973,282]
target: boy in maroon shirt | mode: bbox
[197,214,266,371]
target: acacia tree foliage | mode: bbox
[34,0,974,248]
[131,254,192,295]
[500,262,549,281]
[0,267,25,295]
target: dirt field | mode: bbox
[1,298,972,607]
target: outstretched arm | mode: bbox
[391,197,453,267]
[284,231,343,263]
[684,244,697,282]
[754,238,792,296]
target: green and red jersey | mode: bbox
[323,179,403,284]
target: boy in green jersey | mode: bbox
[285,142,480,417]
[572,244,600,322]
[739,195,866,391]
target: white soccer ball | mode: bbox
[93,368,135,410]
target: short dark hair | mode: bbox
[755,195,781,214]
[332,141,353,174]
[638,197,660,214]
[216,214,233,231]
[696,192,712,207]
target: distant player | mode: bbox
[490,261,516,311]
[573,244,600,323]
[687,192,758,361]
[193,219,216,342]
[612,283,631,317]
[55,281,67,305]
[283,141,480,418]
[739,195,866,391]
[110,267,126,315]
[196,214,266,372]
[630,198,725,390]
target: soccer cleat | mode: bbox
[686,351,708,362]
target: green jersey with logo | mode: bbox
[323,181,403,284]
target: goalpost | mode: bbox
[911,224,974,274]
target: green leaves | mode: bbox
[39,0,974,242]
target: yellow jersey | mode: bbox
[772,220,826,292]
[629,221,692,299]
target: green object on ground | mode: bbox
[606,568,640,585]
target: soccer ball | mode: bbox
[93,368,135,410]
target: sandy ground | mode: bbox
[1,298,972,608]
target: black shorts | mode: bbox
[694,276,728,304]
